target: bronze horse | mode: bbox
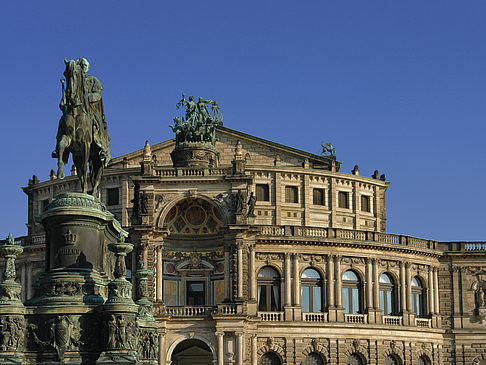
[53,59,108,196]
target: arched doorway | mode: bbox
[171,339,213,365]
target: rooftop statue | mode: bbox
[321,142,335,156]
[52,58,111,196]
[170,93,221,146]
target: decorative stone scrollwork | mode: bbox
[343,338,368,363]
[257,337,285,358]
[302,338,329,361]
[382,340,404,361]
[415,342,433,360]
[43,281,81,297]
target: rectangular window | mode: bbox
[256,184,269,201]
[285,186,298,203]
[187,281,205,305]
[107,188,119,206]
[313,188,325,205]
[361,195,370,212]
[338,191,349,209]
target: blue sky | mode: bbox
[0,1,485,241]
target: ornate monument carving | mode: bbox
[52,58,111,196]
[170,94,221,167]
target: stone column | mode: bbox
[372,258,379,310]
[249,246,256,300]
[237,332,244,365]
[406,263,412,312]
[327,255,335,308]
[159,333,166,365]
[156,246,163,301]
[237,243,243,299]
[292,254,300,306]
[251,334,258,365]
[225,250,231,300]
[428,267,434,316]
[434,267,439,314]
[26,262,33,300]
[217,332,224,365]
[400,261,406,313]
[366,258,373,310]
[335,256,342,308]
[284,253,292,307]
[20,262,26,302]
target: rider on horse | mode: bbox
[53,58,111,166]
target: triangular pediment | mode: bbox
[109,126,338,170]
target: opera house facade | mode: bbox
[12,125,486,365]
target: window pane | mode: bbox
[313,286,321,312]
[301,286,310,312]
[411,277,419,287]
[256,184,270,201]
[313,189,325,205]
[380,273,392,283]
[342,270,358,281]
[338,191,349,208]
[272,285,280,311]
[285,186,298,203]
[351,288,359,313]
[107,188,119,206]
[380,290,385,312]
[304,353,324,365]
[360,195,370,212]
[258,285,267,311]
[261,352,281,365]
[386,291,392,314]
[343,288,349,314]
[258,266,279,278]
[302,268,321,279]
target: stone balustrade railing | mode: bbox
[258,225,438,250]
[415,318,432,328]
[303,313,327,322]
[163,306,215,317]
[154,166,232,177]
[440,241,486,252]
[383,315,402,326]
[0,234,46,247]
[258,311,283,321]
[344,313,368,324]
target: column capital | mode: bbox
[215,331,225,337]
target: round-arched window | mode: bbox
[261,352,281,365]
[303,352,324,365]
[380,273,396,315]
[385,354,400,365]
[348,353,364,365]
[411,277,426,318]
[301,268,323,313]
[342,270,362,314]
[418,355,430,365]
[258,267,281,311]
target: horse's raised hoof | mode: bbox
[57,169,64,180]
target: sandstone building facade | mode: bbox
[12,126,486,364]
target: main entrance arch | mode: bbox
[170,339,214,365]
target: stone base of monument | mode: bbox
[0,192,159,364]
[170,143,219,167]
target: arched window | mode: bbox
[342,270,362,314]
[348,353,364,365]
[380,273,396,315]
[301,268,323,313]
[258,267,281,311]
[385,354,400,365]
[303,352,324,365]
[411,277,426,318]
[417,355,430,365]
[261,352,281,365]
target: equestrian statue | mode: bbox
[52,58,111,196]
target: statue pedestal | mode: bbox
[170,143,219,167]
